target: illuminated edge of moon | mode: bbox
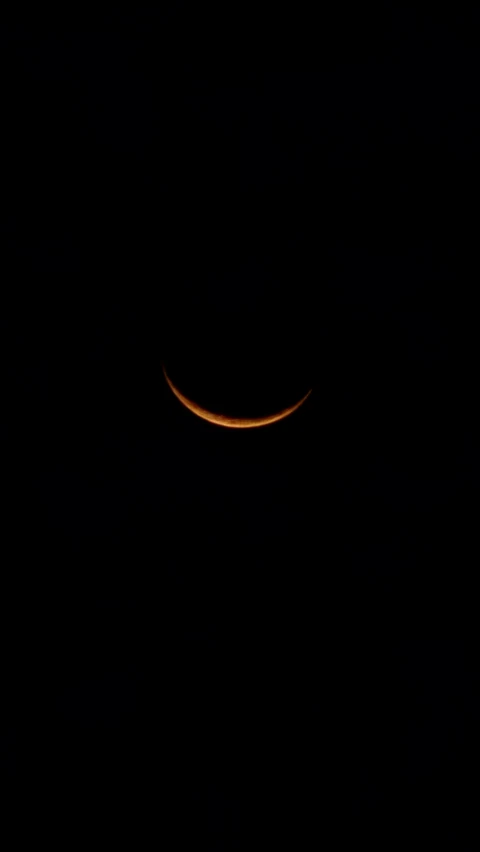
[162,364,312,429]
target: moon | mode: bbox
[163,364,312,429]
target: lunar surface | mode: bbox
[163,364,312,428]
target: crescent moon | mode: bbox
[163,364,312,429]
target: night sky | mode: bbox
[1,12,479,848]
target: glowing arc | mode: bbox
[163,364,312,429]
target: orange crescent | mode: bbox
[163,364,312,429]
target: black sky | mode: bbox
[1,12,479,848]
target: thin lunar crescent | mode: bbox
[163,364,312,429]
